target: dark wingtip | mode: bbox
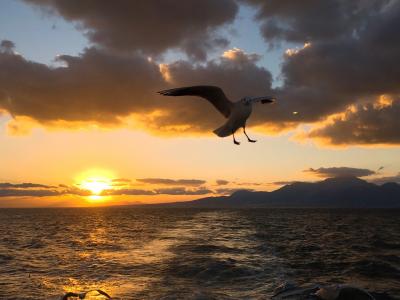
[97,289,112,299]
[158,89,173,96]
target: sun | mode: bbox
[76,169,114,196]
[81,179,111,195]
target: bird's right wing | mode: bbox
[158,85,233,118]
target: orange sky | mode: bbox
[1,112,399,207]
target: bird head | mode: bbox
[241,96,276,105]
[241,97,253,105]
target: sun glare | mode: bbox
[81,179,111,195]
[76,169,114,198]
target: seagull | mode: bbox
[158,85,275,145]
[61,289,112,300]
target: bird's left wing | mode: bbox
[158,85,233,118]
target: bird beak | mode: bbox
[250,96,275,104]
[261,98,275,104]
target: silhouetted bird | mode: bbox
[158,86,275,145]
[62,289,112,299]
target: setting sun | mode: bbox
[75,169,114,196]
[81,179,111,195]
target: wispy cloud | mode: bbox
[112,178,131,183]
[0,182,90,198]
[369,173,400,185]
[215,179,229,185]
[136,178,206,186]
[0,182,55,188]
[272,180,307,186]
[154,187,212,195]
[0,189,60,197]
[305,167,376,178]
[103,189,156,196]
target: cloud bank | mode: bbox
[308,98,400,145]
[0,1,400,145]
[24,0,238,60]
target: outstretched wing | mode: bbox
[62,290,112,300]
[96,289,112,299]
[158,85,233,118]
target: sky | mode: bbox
[1,0,400,207]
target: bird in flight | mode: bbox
[158,85,275,145]
[62,289,112,299]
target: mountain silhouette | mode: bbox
[154,177,400,208]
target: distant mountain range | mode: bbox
[153,177,400,208]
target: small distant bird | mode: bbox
[158,86,275,145]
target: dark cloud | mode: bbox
[0,43,275,134]
[0,189,60,197]
[61,186,92,196]
[154,187,212,195]
[2,0,400,145]
[136,178,206,186]
[305,167,376,178]
[308,99,400,145]
[0,180,215,198]
[272,181,305,186]
[0,46,164,123]
[241,0,400,144]
[103,189,156,196]
[0,182,54,188]
[0,182,65,197]
[24,0,238,60]
[104,186,213,196]
[0,182,97,197]
[272,5,400,124]
[0,40,15,53]
[216,179,229,185]
[232,181,263,186]
[244,0,385,45]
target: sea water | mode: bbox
[0,207,399,299]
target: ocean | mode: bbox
[0,208,399,299]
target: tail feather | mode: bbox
[213,124,232,137]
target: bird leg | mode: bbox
[243,127,257,143]
[232,130,240,145]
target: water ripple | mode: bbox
[0,208,399,299]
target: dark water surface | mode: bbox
[0,208,399,299]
